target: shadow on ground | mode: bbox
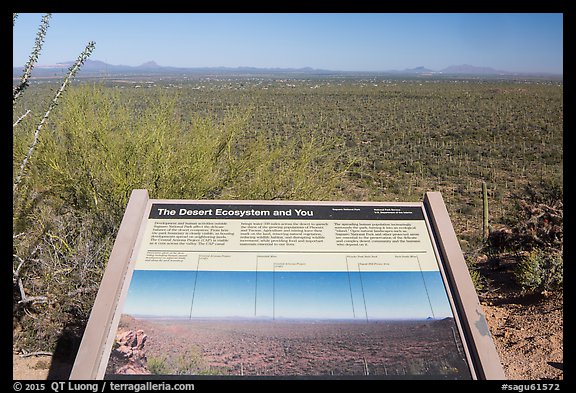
[47,323,86,379]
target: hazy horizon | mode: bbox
[17,58,563,76]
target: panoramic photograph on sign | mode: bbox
[102,202,473,379]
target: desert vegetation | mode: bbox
[13,75,562,357]
[13,19,562,359]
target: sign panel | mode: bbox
[71,191,504,380]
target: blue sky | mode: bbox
[13,13,562,74]
[122,270,454,320]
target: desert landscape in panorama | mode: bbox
[106,314,471,379]
[105,262,472,379]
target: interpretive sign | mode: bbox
[70,190,504,380]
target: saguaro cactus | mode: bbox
[482,181,489,241]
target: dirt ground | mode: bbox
[13,289,563,380]
[12,354,72,380]
[481,290,563,380]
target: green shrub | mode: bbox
[515,248,563,292]
[12,83,348,355]
[465,256,485,292]
[148,356,169,375]
[174,350,204,375]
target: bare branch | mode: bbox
[17,296,49,306]
[16,278,48,306]
[17,278,26,301]
[66,286,99,297]
[13,14,51,105]
[24,308,38,320]
[13,254,26,282]
[13,232,26,239]
[19,352,53,358]
[13,109,31,128]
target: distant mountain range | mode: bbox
[13,60,561,77]
[14,59,335,77]
[396,64,550,76]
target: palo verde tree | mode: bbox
[13,13,96,355]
